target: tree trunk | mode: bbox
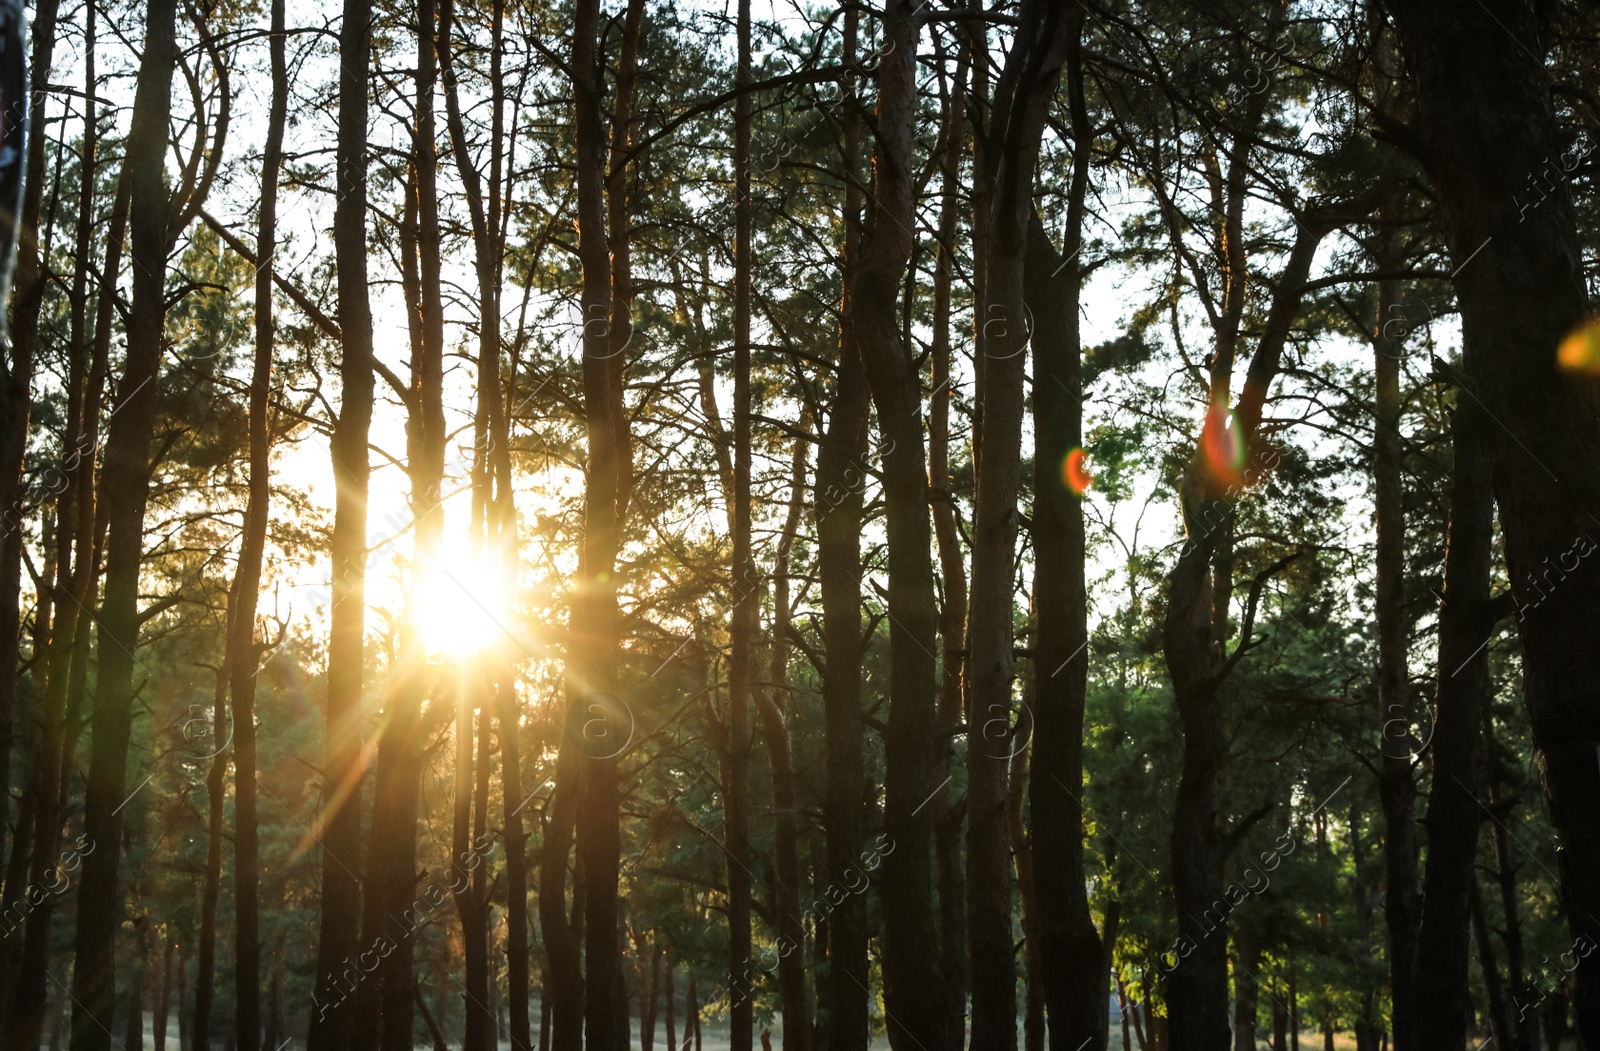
[635,934,660,1051]
[757,430,811,1051]
[1484,713,1536,1051]
[49,970,68,1051]
[725,6,757,1049]
[539,736,583,1051]
[1412,396,1494,1051]
[125,975,144,1051]
[570,1,642,1048]
[1024,27,1109,1051]
[818,10,870,1050]
[967,10,1076,1048]
[1233,930,1259,1051]
[0,0,61,934]
[1470,875,1514,1051]
[1010,706,1044,1051]
[1119,980,1135,1051]
[4,11,110,1041]
[177,947,187,1051]
[194,664,230,1051]
[665,956,676,1051]
[1161,196,1365,1051]
[305,0,376,1035]
[1386,3,1600,1040]
[228,3,286,1047]
[928,37,968,1029]
[436,0,529,1041]
[154,940,172,1051]
[1372,191,1420,1051]
[68,0,177,1042]
[851,6,951,1050]
[688,979,700,1051]
[362,2,448,1046]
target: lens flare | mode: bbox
[1558,319,1600,375]
[1062,448,1094,495]
[1201,403,1245,487]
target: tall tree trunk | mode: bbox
[362,1,447,1045]
[1484,714,1536,1051]
[4,11,104,1040]
[1372,192,1419,1051]
[539,738,583,1051]
[194,665,230,1051]
[634,932,660,1051]
[1161,197,1368,1051]
[665,954,676,1051]
[928,35,968,1027]
[125,976,143,1051]
[1470,875,1515,1051]
[818,9,870,1048]
[1386,3,1600,1040]
[305,0,376,1035]
[267,938,287,1051]
[0,0,61,922]
[969,10,1077,1048]
[177,947,187,1051]
[725,5,757,1050]
[453,688,492,1051]
[852,5,951,1050]
[1009,707,1044,1051]
[1413,399,1495,1051]
[1023,26,1106,1051]
[68,0,178,1041]
[436,0,528,1041]
[1233,930,1260,1051]
[570,1,642,1048]
[687,979,699,1051]
[154,939,172,1051]
[757,431,811,1051]
[229,3,287,1047]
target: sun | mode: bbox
[411,565,513,658]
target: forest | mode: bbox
[1,0,1599,1048]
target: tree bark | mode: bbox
[1470,875,1514,1051]
[1233,930,1260,1051]
[360,0,448,1045]
[928,36,968,1028]
[726,6,757,1049]
[1372,191,1419,1051]
[3,10,104,1039]
[229,3,286,1046]
[1009,707,1044,1051]
[570,1,642,1048]
[68,0,177,1042]
[194,663,229,1051]
[966,10,1076,1046]
[756,431,811,1051]
[436,0,530,1041]
[452,687,492,1051]
[1024,26,1106,1051]
[852,5,952,1050]
[305,0,376,1036]
[539,735,583,1051]
[1161,197,1370,1051]
[1484,714,1536,1051]
[665,955,677,1051]
[1413,399,1495,1051]
[817,10,870,1049]
[155,940,172,1049]
[0,0,60,926]
[1386,3,1600,1039]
